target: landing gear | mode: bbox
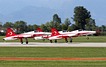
[25,38,28,44]
[64,37,73,43]
[50,40,52,43]
[54,40,57,43]
[21,41,23,44]
[65,38,68,43]
[20,38,23,44]
[20,38,29,44]
[49,40,57,43]
[86,35,89,40]
[70,37,72,43]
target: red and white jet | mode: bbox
[59,30,96,36]
[3,28,50,44]
[43,28,96,43]
[42,28,79,43]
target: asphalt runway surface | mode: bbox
[0,42,106,47]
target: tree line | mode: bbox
[0,6,106,35]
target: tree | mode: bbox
[54,22,62,31]
[40,24,48,32]
[14,21,27,33]
[62,24,67,30]
[85,18,96,30]
[64,18,71,30]
[64,18,71,27]
[53,14,61,23]
[0,22,4,36]
[3,22,14,28]
[52,14,62,30]
[70,24,77,31]
[73,6,91,29]
[27,25,34,31]
[33,24,39,30]
[0,22,2,30]
[67,26,72,31]
[101,25,106,32]
[45,21,52,31]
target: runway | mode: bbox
[0,42,106,47]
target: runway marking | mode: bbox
[0,57,106,61]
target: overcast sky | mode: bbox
[0,0,105,26]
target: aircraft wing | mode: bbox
[48,33,78,40]
[22,31,51,37]
[61,33,78,37]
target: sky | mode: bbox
[0,0,105,26]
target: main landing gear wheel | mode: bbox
[70,38,72,43]
[50,40,52,43]
[20,38,23,44]
[54,40,57,43]
[25,38,28,44]
[65,38,68,43]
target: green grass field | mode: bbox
[0,47,106,58]
[0,47,106,67]
[0,36,106,67]
[0,61,106,67]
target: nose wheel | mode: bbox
[65,38,68,43]
[54,40,57,43]
[70,37,72,43]
[25,38,28,44]
[50,40,52,43]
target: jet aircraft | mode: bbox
[3,28,50,44]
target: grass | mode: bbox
[0,47,106,67]
[0,61,106,67]
[0,47,106,58]
[73,36,106,42]
[0,36,106,42]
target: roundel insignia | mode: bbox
[8,32,12,35]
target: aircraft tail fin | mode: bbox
[51,28,60,36]
[36,28,43,32]
[6,28,16,37]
